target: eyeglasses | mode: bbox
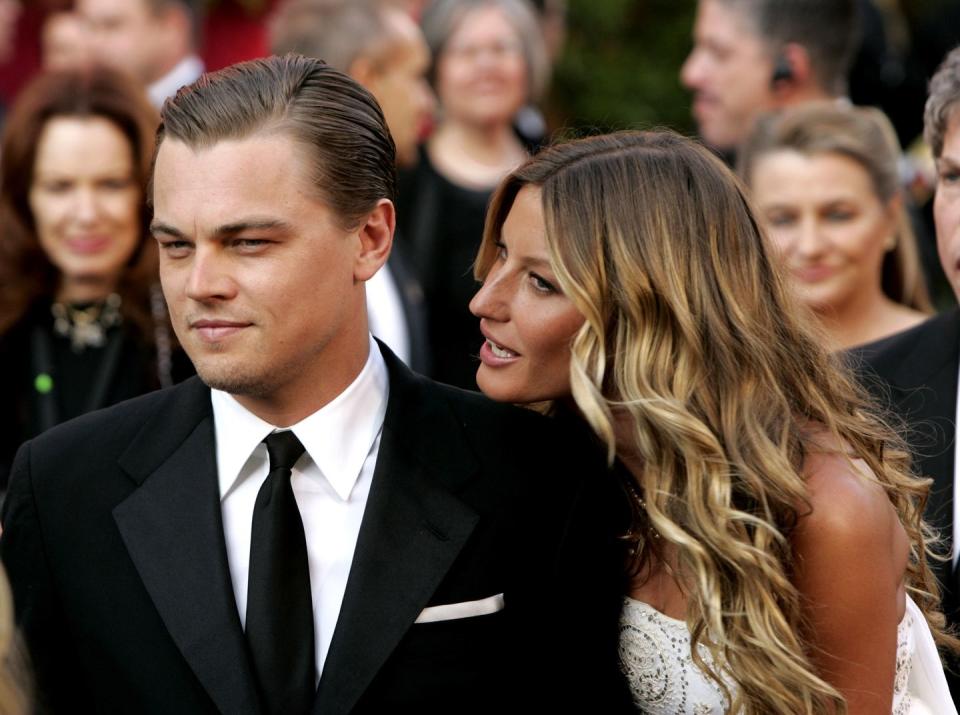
[444,39,523,63]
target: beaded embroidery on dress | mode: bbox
[619,595,945,714]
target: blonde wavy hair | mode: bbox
[475,130,953,713]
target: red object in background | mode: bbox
[0,0,279,110]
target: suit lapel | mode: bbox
[314,349,480,715]
[113,378,261,715]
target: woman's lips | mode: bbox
[65,235,112,254]
[478,338,520,366]
[792,264,836,283]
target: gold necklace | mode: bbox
[51,293,123,352]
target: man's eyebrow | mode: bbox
[150,221,186,238]
[149,218,294,239]
[213,219,293,236]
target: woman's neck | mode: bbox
[815,288,925,350]
[56,275,118,305]
[428,119,526,189]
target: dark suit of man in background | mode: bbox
[1,55,630,713]
[269,0,435,374]
[856,46,960,701]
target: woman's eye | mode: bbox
[530,273,556,294]
[100,177,133,190]
[494,241,507,261]
[766,213,795,227]
[40,180,72,193]
[824,209,854,222]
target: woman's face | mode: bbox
[435,5,528,129]
[29,116,141,297]
[469,185,585,403]
[749,150,898,314]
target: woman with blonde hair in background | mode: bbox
[469,130,957,713]
[738,103,932,350]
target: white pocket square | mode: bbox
[415,593,504,623]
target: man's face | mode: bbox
[152,133,371,412]
[680,0,775,152]
[78,0,168,85]
[934,111,960,302]
[363,10,435,168]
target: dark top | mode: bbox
[0,299,192,488]
[397,148,495,391]
[851,311,960,701]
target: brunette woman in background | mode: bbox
[0,68,190,487]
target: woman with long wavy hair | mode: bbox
[469,130,957,713]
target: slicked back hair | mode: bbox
[718,0,859,97]
[155,53,397,228]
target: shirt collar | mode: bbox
[148,55,204,108]
[212,336,389,501]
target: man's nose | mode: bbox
[680,49,705,90]
[185,248,237,302]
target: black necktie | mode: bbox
[246,431,315,715]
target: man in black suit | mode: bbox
[856,46,960,700]
[1,55,629,713]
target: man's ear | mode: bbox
[348,55,378,90]
[771,43,812,102]
[354,198,395,282]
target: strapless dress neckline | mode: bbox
[619,595,923,714]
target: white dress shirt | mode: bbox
[366,265,411,366]
[213,336,389,681]
[148,54,205,109]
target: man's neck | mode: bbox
[232,336,373,428]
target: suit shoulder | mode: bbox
[422,379,551,434]
[852,311,958,374]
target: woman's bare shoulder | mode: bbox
[793,440,906,584]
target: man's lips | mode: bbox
[189,319,252,342]
[692,93,719,117]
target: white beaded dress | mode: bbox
[618,595,956,714]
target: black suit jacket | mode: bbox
[2,346,631,714]
[853,311,960,696]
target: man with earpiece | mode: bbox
[680,0,858,160]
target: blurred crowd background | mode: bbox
[4,1,960,151]
[3,0,960,474]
